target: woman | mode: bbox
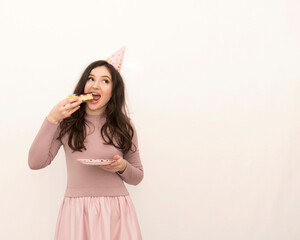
[28,47,144,240]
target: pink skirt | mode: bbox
[54,196,142,240]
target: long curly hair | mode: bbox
[57,60,136,154]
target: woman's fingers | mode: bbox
[59,97,82,117]
[47,96,82,123]
[98,159,123,173]
[110,158,122,167]
[64,101,82,112]
[63,98,82,109]
[113,155,121,160]
[68,105,81,115]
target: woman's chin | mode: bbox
[86,103,105,113]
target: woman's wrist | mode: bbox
[46,115,59,124]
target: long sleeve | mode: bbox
[28,117,62,170]
[118,120,144,185]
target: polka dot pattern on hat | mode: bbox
[106,47,126,72]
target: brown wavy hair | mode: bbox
[57,60,136,154]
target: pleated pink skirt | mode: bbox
[54,196,142,240]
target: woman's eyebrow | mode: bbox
[88,74,111,79]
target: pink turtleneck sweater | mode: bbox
[28,114,144,197]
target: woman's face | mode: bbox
[84,66,113,115]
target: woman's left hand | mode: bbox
[98,155,127,173]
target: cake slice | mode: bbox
[68,93,93,102]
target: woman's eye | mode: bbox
[103,80,109,83]
[88,77,94,81]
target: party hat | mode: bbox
[106,46,126,72]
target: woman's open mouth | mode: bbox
[91,93,101,104]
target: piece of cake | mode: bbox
[68,93,93,102]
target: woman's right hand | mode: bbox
[46,97,82,124]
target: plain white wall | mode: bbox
[1,0,300,239]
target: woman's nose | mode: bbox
[92,80,101,89]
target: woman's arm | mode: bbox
[117,120,144,185]
[28,97,82,169]
[28,118,62,170]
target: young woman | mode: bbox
[28,48,144,239]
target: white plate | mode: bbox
[77,159,116,165]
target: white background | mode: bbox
[1,0,300,239]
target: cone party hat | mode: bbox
[106,46,126,72]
